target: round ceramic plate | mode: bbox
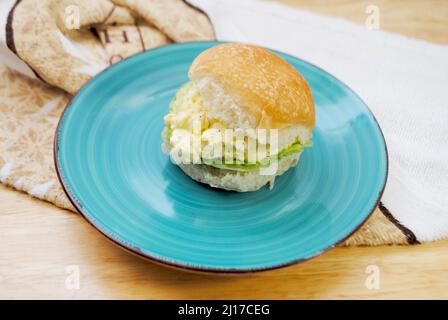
[55,42,387,273]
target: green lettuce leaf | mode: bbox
[208,141,306,171]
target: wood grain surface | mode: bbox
[1,0,448,299]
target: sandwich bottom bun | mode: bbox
[177,153,301,192]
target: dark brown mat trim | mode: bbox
[5,0,42,80]
[5,0,20,54]
[182,0,216,38]
[379,201,420,244]
[102,4,116,25]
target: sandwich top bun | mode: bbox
[188,43,315,130]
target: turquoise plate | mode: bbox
[55,42,387,273]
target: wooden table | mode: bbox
[1,0,448,299]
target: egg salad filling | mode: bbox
[163,82,311,171]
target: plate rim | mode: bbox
[54,41,389,274]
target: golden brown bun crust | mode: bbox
[189,43,315,129]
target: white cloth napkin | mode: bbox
[187,0,448,242]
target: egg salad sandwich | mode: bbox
[161,43,315,192]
